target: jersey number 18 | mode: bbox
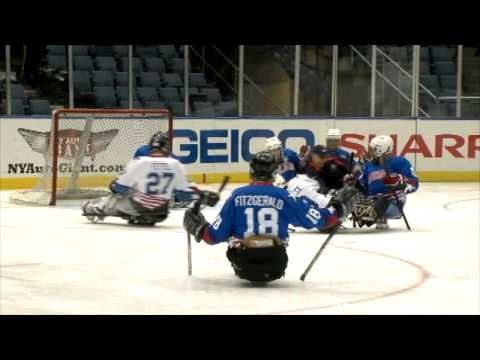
[244,207,279,237]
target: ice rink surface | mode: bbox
[1,182,479,315]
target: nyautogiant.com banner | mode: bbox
[1,117,479,188]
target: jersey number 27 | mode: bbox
[146,172,174,195]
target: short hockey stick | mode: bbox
[187,176,230,276]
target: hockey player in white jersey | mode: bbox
[82,131,219,225]
[287,173,359,232]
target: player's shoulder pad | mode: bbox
[389,155,412,167]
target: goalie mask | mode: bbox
[263,136,283,162]
[250,151,278,182]
[369,135,393,159]
[149,131,170,154]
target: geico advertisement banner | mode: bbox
[1,117,479,180]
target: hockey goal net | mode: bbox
[9,108,173,206]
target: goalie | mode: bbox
[82,131,219,225]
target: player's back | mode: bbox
[117,155,188,199]
[229,184,299,240]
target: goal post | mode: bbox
[9,108,173,206]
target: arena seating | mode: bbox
[96,57,118,72]
[92,71,114,87]
[158,87,180,102]
[29,99,51,115]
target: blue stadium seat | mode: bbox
[435,61,456,75]
[135,46,158,58]
[420,75,440,92]
[120,57,143,72]
[144,58,166,73]
[93,86,117,108]
[194,106,216,117]
[200,88,221,104]
[158,45,178,60]
[420,61,431,75]
[47,55,67,70]
[92,71,114,86]
[440,75,457,92]
[73,71,92,94]
[46,45,66,56]
[189,73,209,88]
[2,99,25,115]
[215,101,237,116]
[169,101,187,116]
[11,84,25,99]
[74,56,94,71]
[115,72,129,86]
[72,45,90,56]
[179,87,201,98]
[162,73,183,87]
[420,47,431,60]
[29,99,51,115]
[431,47,456,62]
[137,87,159,102]
[193,101,213,111]
[170,57,189,75]
[158,87,180,102]
[113,45,129,58]
[144,101,167,109]
[115,86,138,101]
[139,72,162,87]
[96,57,117,72]
[92,46,115,57]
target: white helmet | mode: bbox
[264,136,282,152]
[327,128,342,139]
[369,135,393,158]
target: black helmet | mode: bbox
[149,131,170,153]
[250,151,277,181]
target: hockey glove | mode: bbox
[199,190,220,207]
[183,209,209,243]
[343,174,356,187]
[404,183,416,194]
[383,174,407,191]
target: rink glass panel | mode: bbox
[462,46,480,117]
[298,45,332,116]
[187,45,239,117]
[243,46,294,116]
[336,46,371,117]
[418,45,458,118]
[374,45,414,117]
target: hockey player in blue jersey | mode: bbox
[348,135,419,230]
[183,151,356,284]
[134,132,179,160]
[263,136,302,187]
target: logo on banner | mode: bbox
[17,128,119,160]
